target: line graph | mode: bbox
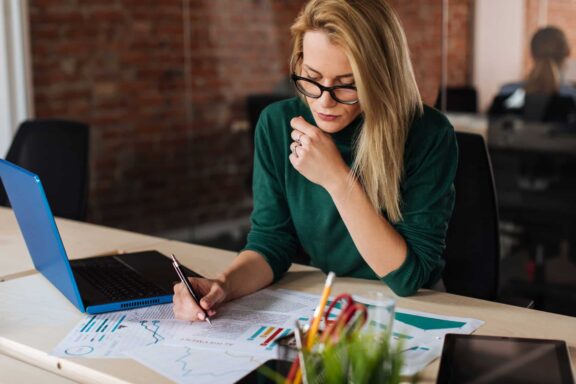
[128,345,265,384]
[139,320,165,345]
[174,347,194,377]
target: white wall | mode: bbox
[0,0,33,157]
[473,0,525,112]
[565,59,576,83]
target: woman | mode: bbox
[525,26,572,95]
[497,26,576,108]
[174,0,457,322]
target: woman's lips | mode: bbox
[317,112,339,122]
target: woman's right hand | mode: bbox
[172,277,227,321]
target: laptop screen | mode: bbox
[0,159,84,311]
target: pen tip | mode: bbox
[206,318,213,326]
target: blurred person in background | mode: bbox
[491,26,575,122]
[498,27,575,107]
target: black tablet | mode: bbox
[437,334,574,384]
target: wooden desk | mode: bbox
[1,231,575,382]
[0,207,167,281]
[0,353,76,384]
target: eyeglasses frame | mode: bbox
[291,74,359,105]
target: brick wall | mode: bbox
[28,0,302,235]
[390,0,442,105]
[446,0,473,86]
[28,0,446,237]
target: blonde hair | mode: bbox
[525,26,570,94]
[290,0,422,222]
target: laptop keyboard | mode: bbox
[73,259,167,301]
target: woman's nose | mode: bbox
[318,88,337,108]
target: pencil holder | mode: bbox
[361,291,396,341]
[268,291,403,384]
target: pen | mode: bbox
[171,253,212,326]
[287,321,306,384]
[306,271,335,348]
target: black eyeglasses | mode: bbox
[291,74,359,105]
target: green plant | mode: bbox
[260,329,406,384]
[302,330,403,384]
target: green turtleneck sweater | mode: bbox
[243,97,458,296]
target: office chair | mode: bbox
[443,132,500,300]
[0,119,90,221]
[435,86,478,113]
[245,93,291,186]
[246,94,292,148]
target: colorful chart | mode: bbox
[246,325,292,351]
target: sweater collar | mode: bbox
[331,113,363,146]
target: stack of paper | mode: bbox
[51,289,484,383]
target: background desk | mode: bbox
[1,217,575,383]
[445,113,488,139]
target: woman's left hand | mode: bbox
[289,116,350,191]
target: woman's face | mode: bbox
[300,30,362,133]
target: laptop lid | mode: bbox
[0,159,85,311]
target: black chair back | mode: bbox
[245,94,291,189]
[435,86,478,113]
[246,94,291,146]
[0,119,90,221]
[444,132,500,300]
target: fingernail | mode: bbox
[197,313,205,320]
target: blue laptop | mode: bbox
[0,159,201,314]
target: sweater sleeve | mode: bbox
[241,106,296,282]
[381,113,458,296]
